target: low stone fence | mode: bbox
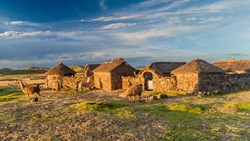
[153,76,176,92]
[122,76,143,90]
[122,75,177,92]
[63,76,85,89]
[122,73,250,94]
[223,73,250,92]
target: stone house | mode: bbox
[93,58,136,91]
[171,58,224,94]
[213,58,250,74]
[45,62,76,89]
[122,62,185,92]
[83,64,100,77]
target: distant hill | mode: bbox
[70,65,85,73]
[0,67,47,75]
[23,67,49,71]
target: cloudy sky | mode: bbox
[0,0,250,68]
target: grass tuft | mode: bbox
[167,104,203,114]
[70,102,125,112]
[115,107,137,121]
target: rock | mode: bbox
[32,97,38,102]
[146,95,157,102]
[157,94,168,99]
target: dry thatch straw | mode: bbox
[150,62,186,76]
[171,58,224,74]
[45,62,76,76]
[83,64,100,77]
[213,58,250,73]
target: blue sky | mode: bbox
[0,0,250,68]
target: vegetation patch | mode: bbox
[0,87,23,103]
[166,104,203,114]
[69,102,126,111]
[115,107,137,121]
[236,102,250,112]
[208,102,250,114]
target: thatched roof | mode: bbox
[212,59,250,72]
[93,58,135,73]
[84,64,100,71]
[69,65,84,73]
[45,62,76,76]
[83,64,100,76]
[171,58,224,74]
[150,62,185,76]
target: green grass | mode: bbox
[236,102,250,112]
[0,87,250,140]
[0,87,23,103]
[166,104,203,114]
[115,107,137,121]
[69,102,126,112]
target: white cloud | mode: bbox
[115,26,195,40]
[186,17,197,21]
[168,17,182,24]
[91,15,140,22]
[0,31,51,39]
[99,0,108,10]
[6,21,25,25]
[199,17,223,24]
[100,23,137,30]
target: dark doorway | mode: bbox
[144,72,153,90]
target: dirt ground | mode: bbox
[0,88,250,141]
[0,89,169,141]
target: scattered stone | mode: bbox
[32,97,39,102]
[146,95,157,102]
[157,94,168,99]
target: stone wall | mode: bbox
[63,76,85,89]
[223,74,250,92]
[110,64,135,90]
[175,73,199,93]
[46,74,63,89]
[122,76,143,89]
[198,74,224,93]
[153,76,177,92]
[122,75,177,92]
[94,72,111,91]
[122,72,250,94]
